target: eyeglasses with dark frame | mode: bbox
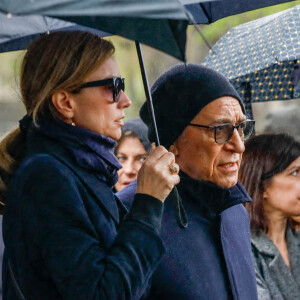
[79,76,125,103]
[189,120,255,144]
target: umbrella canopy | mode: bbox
[202,5,300,117]
[0,12,110,52]
[0,0,190,61]
[184,0,297,24]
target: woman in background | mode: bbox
[239,133,300,300]
[0,31,179,300]
[115,118,150,192]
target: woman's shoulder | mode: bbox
[6,153,90,217]
[18,153,73,177]
[10,153,78,192]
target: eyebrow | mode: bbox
[137,153,148,157]
[116,152,127,156]
[209,116,247,126]
[117,152,148,157]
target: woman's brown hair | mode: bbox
[0,31,115,213]
[239,133,300,233]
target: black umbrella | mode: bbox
[0,0,194,228]
[0,0,195,143]
[0,12,111,52]
[184,0,297,24]
[203,4,300,117]
[0,0,190,61]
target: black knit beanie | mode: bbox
[140,64,245,148]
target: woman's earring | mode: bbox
[71,119,76,126]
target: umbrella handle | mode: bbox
[135,41,188,228]
[173,185,188,228]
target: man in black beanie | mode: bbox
[137,64,257,299]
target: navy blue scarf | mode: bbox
[178,171,252,215]
[20,115,121,187]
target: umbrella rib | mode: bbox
[182,5,213,51]
[199,3,212,23]
[193,24,213,50]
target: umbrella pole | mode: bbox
[135,41,188,228]
[135,41,160,146]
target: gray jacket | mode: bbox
[251,228,300,300]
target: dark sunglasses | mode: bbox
[79,76,125,102]
[189,120,255,144]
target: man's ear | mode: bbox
[169,144,178,156]
[51,91,75,122]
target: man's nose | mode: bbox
[225,128,245,153]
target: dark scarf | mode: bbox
[19,115,121,187]
[178,171,251,216]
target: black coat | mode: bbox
[118,174,258,300]
[3,120,165,300]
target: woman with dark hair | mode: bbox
[0,31,180,300]
[114,118,150,192]
[239,133,300,300]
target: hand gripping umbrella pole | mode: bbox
[135,41,188,228]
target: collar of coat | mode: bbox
[177,172,252,215]
[251,228,300,296]
[251,228,300,257]
[22,115,121,187]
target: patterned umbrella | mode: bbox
[202,5,300,117]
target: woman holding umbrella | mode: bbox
[239,133,300,300]
[0,30,180,299]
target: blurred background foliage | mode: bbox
[0,0,300,137]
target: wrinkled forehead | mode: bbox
[192,96,246,125]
